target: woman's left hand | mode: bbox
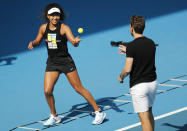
[73,36,82,47]
[74,36,82,43]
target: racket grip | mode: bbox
[111,41,128,47]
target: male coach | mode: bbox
[118,15,157,131]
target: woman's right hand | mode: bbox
[28,41,34,50]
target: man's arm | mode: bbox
[118,57,133,83]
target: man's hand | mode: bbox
[118,45,126,54]
[118,74,124,83]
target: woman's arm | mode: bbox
[28,24,46,50]
[62,24,81,47]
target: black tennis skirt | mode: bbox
[46,55,76,74]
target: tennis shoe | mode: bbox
[43,114,61,126]
[92,111,106,125]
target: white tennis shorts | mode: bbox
[130,80,157,113]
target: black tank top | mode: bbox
[44,22,70,58]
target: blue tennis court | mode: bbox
[117,107,187,131]
[1,0,187,131]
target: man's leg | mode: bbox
[138,108,154,131]
[131,81,157,131]
[149,107,155,130]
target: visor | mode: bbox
[48,7,61,15]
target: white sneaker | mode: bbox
[43,114,61,126]
[92,111,106,125]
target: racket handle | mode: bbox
[155,44,159,46]
[111,41,128,47]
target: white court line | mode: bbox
[158,84,183,87]
[59,115,79,119]
[157,89,166,93]
[109,99,131,103]
[18,126,40,131]
[123,94,131,96]
[73,109,92,113]
[98,105,112,108]
[37,121,44,124]
[38,114,80,124]
[170,78,187,82]
[115,107,187,131]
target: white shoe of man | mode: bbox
[92,111,106,125]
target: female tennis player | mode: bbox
[28,3,106,126]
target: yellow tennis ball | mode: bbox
[78,28,83,34]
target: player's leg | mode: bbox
[66,69,106,124]
[138,111,153,131]
[66,69,99,111]
[147,81,157,130]
[149,107,155,130]
[43,71,61,125]
[130,82,154,131]
[44,71,59,115]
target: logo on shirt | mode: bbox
[47,33,58,49]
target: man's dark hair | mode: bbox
[130,15,145,34]
[42,3,66,21]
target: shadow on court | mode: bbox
[37,97,126,130]
[162,123,187,131]
[0,57,17,66]
[69,97,125,112]
[61,96,125,122]
[0,0,187,57]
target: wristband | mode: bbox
[120,73,124,80]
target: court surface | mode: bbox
[1,1,187,131]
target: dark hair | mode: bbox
[42,3,66,21]
[130,15,145,34]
